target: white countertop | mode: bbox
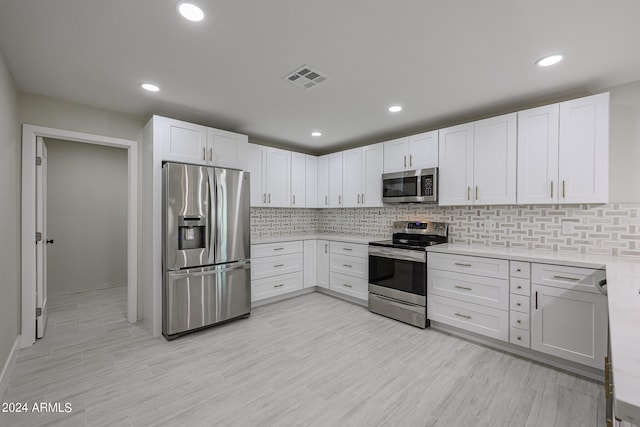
[426,243,640,423]
[251,234,380,245]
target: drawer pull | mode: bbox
[454,312,471,319]
[273,247,284,251]
[553,275,580,282]
[454,285,473,291]
[517,320,522,324]
[517,285,522,289]
[273,264,284,268]
[516,268,522,272]
[343,264,353,268]
[454,263,472,267]
[516,303,521,307]
[516,336,522,341]
[274,284,284,288]
[343,283,352,288]
[343,248,353,251]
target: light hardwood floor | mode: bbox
[1,287,605,427]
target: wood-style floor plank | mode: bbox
[1,286,604,426]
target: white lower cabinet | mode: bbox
[251,241,304,302]
[427,295,509,341]
[509,261,531,349]
[329,241,368,301]
[303,240,316,288]
[252,272,303,302]
[530,283,608,369]
[329,272,368,300]
[316,240,329,289]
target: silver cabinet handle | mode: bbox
[209,147,213,161]
[325,195,328,205]
[273,247,284,251]
[361,193,365,203]
[517,320,522,324]
[517,285,522,289]
[357,194,361,204]
[454,313,471,319]
[454,262,472,267]
[263,193,266,203]
[343,247,352,251]
[516,336,522,341]
[202,147,206,160]
[273,264,284,268]
[292,194,295,205]
[343,264,352,268]
[475,186,479,201]
[516,268,522,272]
[550,181,554,199]
[274,284,284,288]
[516,302,522,307]
[553,275,580,281]
[338,195,341,205]
[455,285,472,291]
[268,193,271,203]
[343,283,352,288]
[467,186,471,201]
[409,154,413,167]
[562,180,566,198]
[404,155,407,168]
[324,243,328,254]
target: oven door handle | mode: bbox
[368,246,426,263]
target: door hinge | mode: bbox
[35,232,42,242]
[36,157,42,166]
[36,307,42,317]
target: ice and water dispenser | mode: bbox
[177,215,206,250]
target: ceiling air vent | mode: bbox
[284,65,330,89]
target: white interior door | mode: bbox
[36,136,48,338]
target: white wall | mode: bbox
[0,50,19,380]
[45,138,128,296]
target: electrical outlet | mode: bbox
[561,220,575,234]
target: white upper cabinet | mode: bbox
[317,155,330,208]
[558,93,609,204]
[361,143,384,207]
[342,148,362,208]
[290,152,306,208]
[305,155,318,208]
[473,113,517,205]
[517,104,560,204]
[439,114,516,206]
[517,93,609,204]
[247,144,291,207]
[438,123,474,206]
[157,116,247,169]
[383,131,438,173]
[329,152,343,208]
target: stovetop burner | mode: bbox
[368,221,449,251]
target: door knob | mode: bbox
[46,239,54,244]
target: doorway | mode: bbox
[21,125,137,348]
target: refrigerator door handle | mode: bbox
[208,169,216,264]
[167,261,250,279]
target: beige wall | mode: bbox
[45,139,128,296]
[609,81,640,203]
[0,50,19,378]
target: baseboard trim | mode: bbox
[251,287,316,308]
[0,336,20,401]
[316,287,368,307]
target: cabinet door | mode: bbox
[207,128,247,170]
[473,113,517,205]
[362,143,384,207]
[531,284,608,369]
[342,148,362,207]
[246,143,267,207]
[408,131,439,170]
[304,240,317,288]
[558,93,609,204]
[160,117,207,165]
[305,155,318,208]
[317,155,330,208]
[265,148,291,207]
[316,240,329,288]
[438,123,474,206]
[382,137,408,173]
[290,152,306,208]
[329,152,343,208]
[517,104,560,204]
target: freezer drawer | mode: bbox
[163,261,251,338]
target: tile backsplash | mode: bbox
[251,203,640,257]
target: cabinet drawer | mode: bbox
[510,311,530,331]
[510,278,531,296]
[510,261,530,279]
[510,327,530,348]
[427,295,508,341]
[427,269,509,310]
[251,253,303,280]
[252,241,303,259]
[428,253,509,279]
[330,253,368,278]
[329,241,368,258]
[329,272,368,301]
[510,294,530,314]
[531,263,606,294]
[251,271,303,302]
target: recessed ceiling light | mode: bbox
[140,83,160,92]
[388,105,403,113]
[536,54,563,67]
[177,2,205,22]
[311,132,322,137]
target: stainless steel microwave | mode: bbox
[382,168,438,204]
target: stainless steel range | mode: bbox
[368,221,448,328]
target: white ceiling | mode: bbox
[1,0,639,154]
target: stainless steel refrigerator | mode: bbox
[163,162,251,339]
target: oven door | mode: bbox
[368,245,426,305]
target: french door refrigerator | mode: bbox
[163,162,251,339]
